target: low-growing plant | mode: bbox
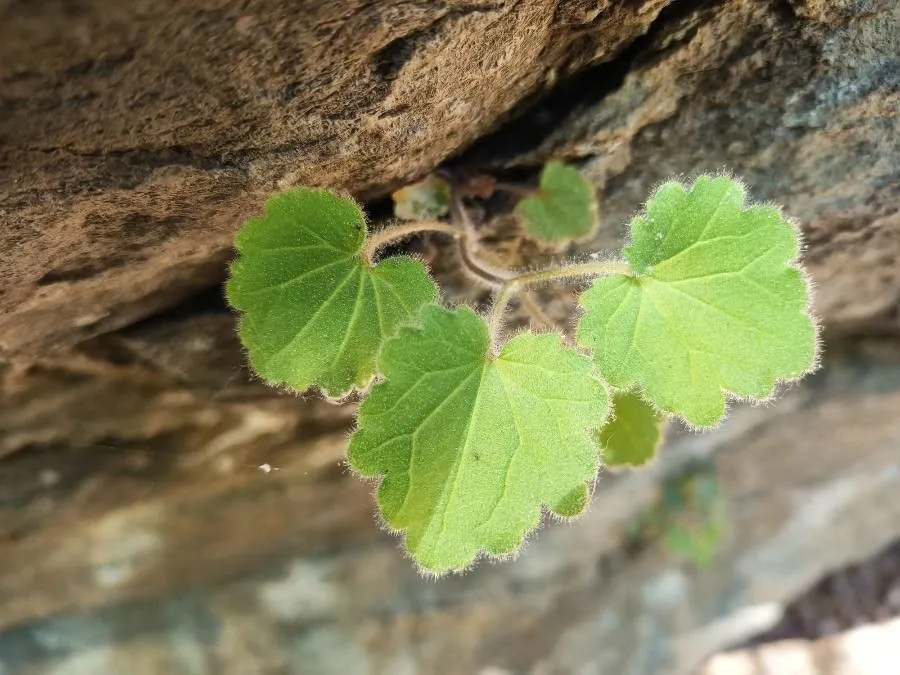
[226,166,818,574]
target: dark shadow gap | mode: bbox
[446,0,722,170]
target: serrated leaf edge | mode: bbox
[347,305,611,576]
[578,173,822,430]
[228,189,440,402]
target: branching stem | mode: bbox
[364,185,628,351]
[457,234,514,287]
[448,185,514,287]
[363,218,510,289]
[488,260,633,349]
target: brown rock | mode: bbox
[1,1,900,674]
[1,323,899,674]
[0,0,670,359]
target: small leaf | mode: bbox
[227,188,436,397]
[598,391,664,467]
[392,175,451,221]
[577,176,817,427]
[348,305,608,574]
[516,162,598,242]
[665,519,722,567]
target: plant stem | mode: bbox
[457,234,514,287]
[362,218,511,289]
[447,185,514,287]
[363,221,460,264]
[488,260,632,349]
[506,260,632,288]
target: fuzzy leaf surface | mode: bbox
[348,305,608,573]
[577,176,817,426]
[227,188,436,397]
[516,162,598,242]
[599,392,664,467]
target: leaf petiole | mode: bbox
[363,221,461,264]
[488,260,632,348]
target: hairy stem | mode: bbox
[362,205,511,289]
[457,234,514,287]
[363,221,461,264]
[448,186,514,287]
[489,260,632,348]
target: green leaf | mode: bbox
[227,188,437,397]
[665,519,722,567]
[598,391,664,468]
[577,176,817,427]
[516,162,598,242]
[392,174,451,221]
[348,305,609,573]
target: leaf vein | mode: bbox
[241,258,349,297]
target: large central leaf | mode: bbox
[577,176,817,427]
[227,188,436,398]
[349,305,609,573]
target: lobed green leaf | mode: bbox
[227,188,436,398]
[348,305,609,573]
[577,175,817,427]
[516,162,598,242]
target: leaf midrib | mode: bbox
[428,363,490,551]
[259,261,359,384]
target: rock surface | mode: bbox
[2,323,899,674]
[1,0,899,673]
[0,0,669,359]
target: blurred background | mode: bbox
[1,1,898,673]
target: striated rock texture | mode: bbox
[0,0,670,359]
[1,0,899,673]
[2,320,899,675]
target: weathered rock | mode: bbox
[1,1,900,674]
[704,616,900,675]
[1,319,899,674]
[0,0,670,359]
